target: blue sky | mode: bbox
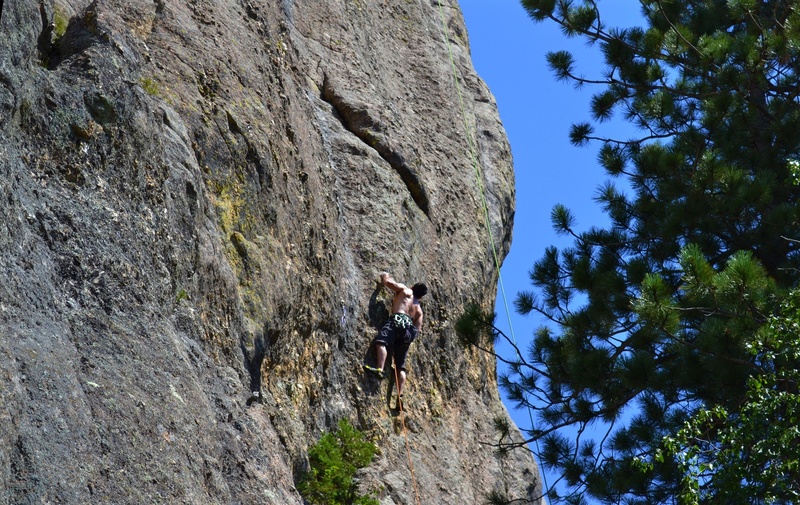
[459,1,644,500]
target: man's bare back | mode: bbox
[380,272,424,331]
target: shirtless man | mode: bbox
[364,272,428,410]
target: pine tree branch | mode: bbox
[653,0,703,59]
[581,132,674,145]
[654,321,763,371]
[468,318,554,380]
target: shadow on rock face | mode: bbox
[243,322,275,406]
[39,2,108,70]
[367,282,389,329]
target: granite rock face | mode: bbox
[0,0,541,503]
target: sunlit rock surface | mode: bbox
[0,1,540,503]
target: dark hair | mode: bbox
[412,283,428,299]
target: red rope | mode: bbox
[394,365,421,505]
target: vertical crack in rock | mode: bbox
[321,76,430,218]
[37,2,55,63]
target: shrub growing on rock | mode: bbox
[298,418,378,505]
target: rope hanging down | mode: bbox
[433,0,550,496]
[394,365,421,505]
[435,1,517,348]
[391,1,548,503]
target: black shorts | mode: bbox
[373,317,418,372]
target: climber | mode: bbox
[364,272,428,410]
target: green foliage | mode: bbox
[486,489,513,505]
[455,303,499,349]
[297,419,378,505]
[661,289,800,504]
[789,159,800,185]
[492,0,800,503]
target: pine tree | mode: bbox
[476,0,800,502]
[660,287,800,504]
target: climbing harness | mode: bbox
[391,313,413,329]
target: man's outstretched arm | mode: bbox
[380,272,407,293]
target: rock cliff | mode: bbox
[0,0,541,503]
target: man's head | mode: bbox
[412,282,428,299]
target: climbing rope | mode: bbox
[433,0,550,497]
[386,1,548,502]
[435,0,511,325]
[393,365,421,505]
